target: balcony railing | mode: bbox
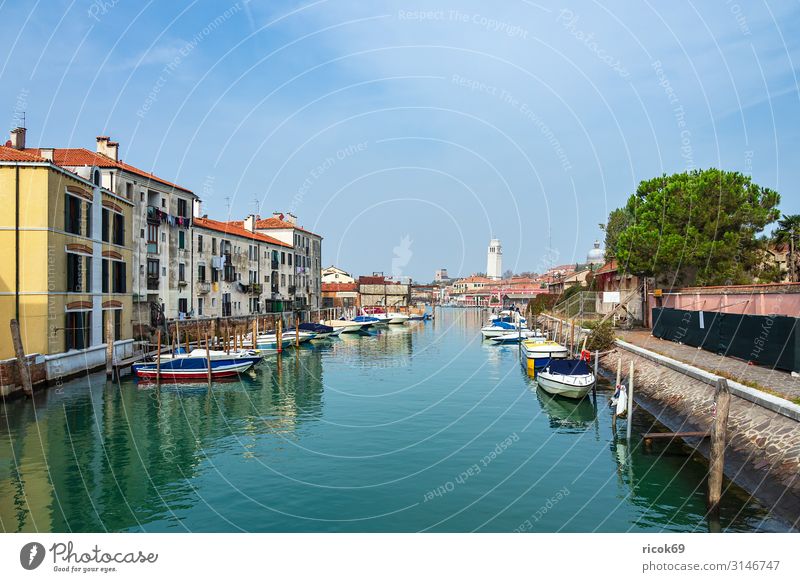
[147,276,159,290]
[197,281,210,294]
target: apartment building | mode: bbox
[14,129,198,336]
[230,212,323,310]
[191,215,294,317]
[0,134,134,379]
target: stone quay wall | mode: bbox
[599,348,800,530]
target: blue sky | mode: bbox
[2,0,798,281]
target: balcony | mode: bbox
[147,276,159,290]
[197,281,210,294]
[178,279,188,288]
[271,260,279,270]
[248,283,262,295]
[288,285,297,296]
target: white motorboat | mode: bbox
[321,319,370,333]
[536,359,596,399]
[481,321,522,338]
[490,330,544,344]
[387,312,409,324]
[281,330,316,344]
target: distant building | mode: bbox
[358,275,410,307]
[322,265,355,284]
[586,240,605,266]
[487,238,502,280]
[321,282,359,309]
[434,268,449,282]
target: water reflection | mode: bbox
[536,390,597,432]
[0,349,325,532]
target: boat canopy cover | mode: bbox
[543,359,591,375]
[487,321,517,330]
[298,322,334,333]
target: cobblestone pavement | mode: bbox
[617,330,800,402]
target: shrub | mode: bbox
[585,321,616,352]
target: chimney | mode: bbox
[244,214,256,232]
[192,199,202,218]
[285,212,297,225]
[40,148,54,161]
[96,136,119,161]
[272,211,284,221]
[10,127,26,150]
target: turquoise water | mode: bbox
[0,309,790,532]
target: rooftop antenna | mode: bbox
[252,196,260,217]
[19,111,26,129]
[224,196,232,218]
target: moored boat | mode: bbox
[387,312,409,324]
[481,320,521,338]
[490,330,544,344]
[536,358,595,399]
[297,322,336,339]
[135,357,254,381]
[321,319,370,333]
[521,339,569,367]
[132,348,263,373]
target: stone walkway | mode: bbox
[617,330,800,402]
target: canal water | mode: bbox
[0,309,791,532]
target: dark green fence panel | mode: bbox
[652,308,799,372]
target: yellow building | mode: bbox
[0,139,134,382]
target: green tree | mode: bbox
[772,214,800,282]
[614,169,780,286]
[599,207,631,261]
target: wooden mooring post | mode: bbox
[9,319,33,397]
[204,331,212,389]
[155,329,162,387]
[708,378,731,518]
[105,313,115,380]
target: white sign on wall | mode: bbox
[602,291,620,304]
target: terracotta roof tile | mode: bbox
[23,147,193,194]
[193,217,292,247]
[322,282,357,292]
[0,145,46,162]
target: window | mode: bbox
[197,298,204,316]
[102,208,110,242]
[178,230,185,249]
[198,264,206,282]
[66,253,91,292]
[65,195,82,235]
[147,259,159,277]
[197,235,203,252]
[212,237,217,254]
[179,263,186,282]
[288,254,293,266]
[281,252,285,264]
[178,298,188,315]
[147,224,158,253]
[93,170,101,186]
[66,311,91,350]
[112,261,126,293]
[211,267,219,283]
[113,212,124,245]
[161,198,166,208]
[177,198,188,217]
[126,183,133,199]
[102,259,109,293]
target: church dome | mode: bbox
[586,240,604,265]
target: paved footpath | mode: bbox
[616,330,800,402]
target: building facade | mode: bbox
[1,140,134,379]
[322,265,354,284]
[191,216,295,317]
[230,212,323,310]
[16,130,198,336]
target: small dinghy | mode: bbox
[536,358,595,399]
[521,339,569,367]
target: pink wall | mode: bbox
[649,283,800,319]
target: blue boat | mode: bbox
[352,315,379,328]
[135,356,254,381]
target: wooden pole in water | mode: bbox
[155,329,162,387]
[195,319,202,356]
[708,378,731,516]
[626,360,634,441]
[204,330,212,388]
[295,313,300,348]
[105,312,115,380]
[570,319,575,356]
[593,350,598,397]
[10,319,33,397]
[277,317,283,353]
